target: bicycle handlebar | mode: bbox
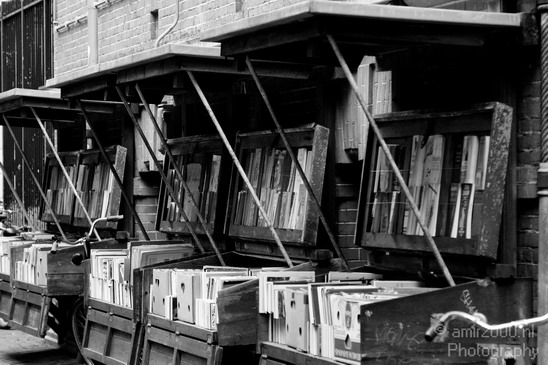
[424,310,548,342]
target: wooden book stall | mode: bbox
[72,145,127,229]
[251,104,534,365]
[136,253,344,365]
[227,124,329,259]
[354,102,512,260]
[155,135,230,238]
[40,151,80,224]
[7,145,127,338]
[80,241,195,365]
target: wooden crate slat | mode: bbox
[9,288,49,337]
[82,306,140,365]
[0,279,10,320]
[142,325,222,365]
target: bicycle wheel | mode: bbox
[71,297,94,365]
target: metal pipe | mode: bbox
[155,0,179,48]
[537,3,548,363]
[0,161,35,231]
[88,0,98,66]
[327,35,455,286]
[30,106,100,240]
[114,86,206,254]
[134,83,224,264]
[2,115,67,240]
[186,70,294,267]
[75,99,151,241]
[245,56,348,270]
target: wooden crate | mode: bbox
[82,298,142,365]
[8,239,126,338]
[355,103,513,260]
[81,240,195,365]
[40,151,80,224]
[0,273,11,321]
[156,135,230,238]
[227,125,329,251]
[136,251,312,365]
[9,284,50,337]
[142,314,223,365]
[255,278,533,365]
[73,145,127,229]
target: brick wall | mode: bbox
[516,60,541,313]
[53,0,302,78]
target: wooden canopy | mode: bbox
[0,88,116,128]
[201,0,535,67]
[45,43,315,103]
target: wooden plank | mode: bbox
[0,280,12,320]
[83,307,140,365]
[217,279,259,347]
[147,314,217,344]
[477,103,512,258]
[9,288,48,337]
[302,125,329,244]
[359,279,532,363]
[229,225,303,244]
[45,273,84,296]
[261,341,340,365]
[142,325,221,365]
[88,298,134,320]
[362,233,479,257]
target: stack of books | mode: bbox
[234,147,311,230]
[89,243,194,308]
[149,266,253,329]
[369,133,490,239]
[163,154,221,224]
[45,165,78,217]
[259,272,433,364]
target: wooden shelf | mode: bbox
[156,135,229,236]
[227,124,329,246]
[355,102,513,259]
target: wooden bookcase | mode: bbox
[227,124,329,246]
[73,145,127,229]
[40,151,80,224]
[156,135,229,236]
[355,102,512,259]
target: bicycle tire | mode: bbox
[70,297,94,365]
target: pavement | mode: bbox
[0,326,82,365]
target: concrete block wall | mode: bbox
[53,0,302,79]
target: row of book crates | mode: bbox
[75,239,534,365]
